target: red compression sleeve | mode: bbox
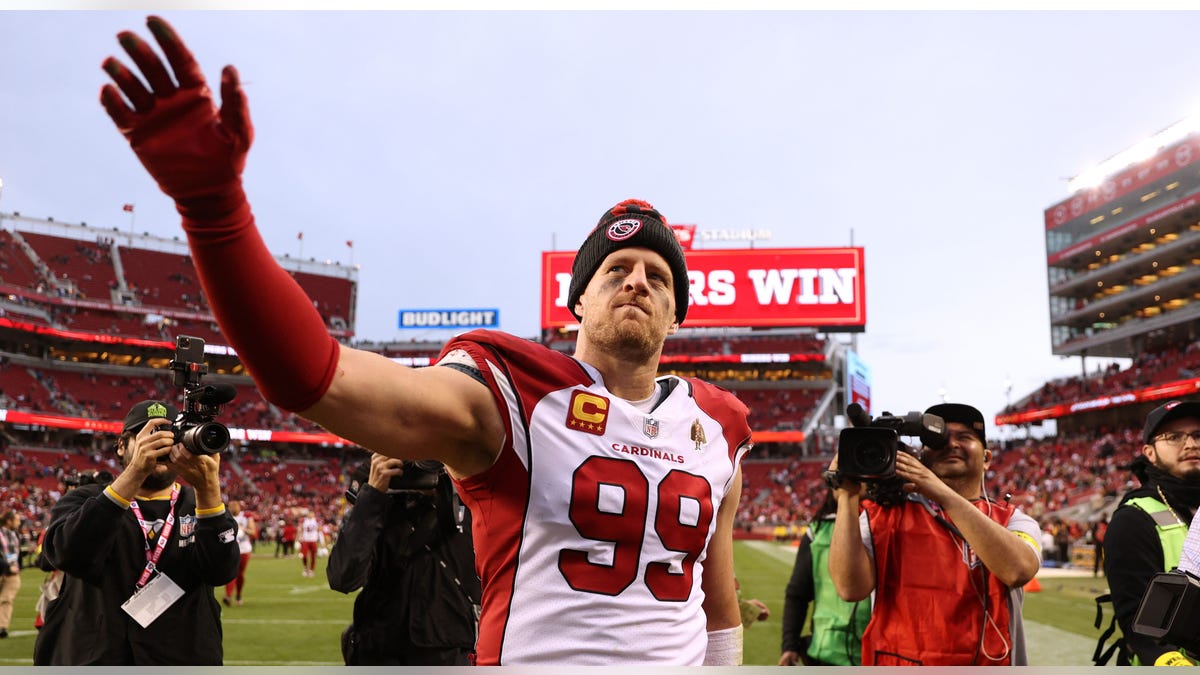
[178,189,339,412]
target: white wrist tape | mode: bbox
[703,624,743,666]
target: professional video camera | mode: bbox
[826,403,949,505]
[1132,569,1200,657]
[167,335,233,455]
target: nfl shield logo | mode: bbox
[643,417,660,439]
[179,514,196,539]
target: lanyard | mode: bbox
[129,483,180,588]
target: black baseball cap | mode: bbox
[1142,400,1200,444]
[122,400,178,434]
[925,403,986,443]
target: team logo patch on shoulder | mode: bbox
[218,527,236,544]
[567,391,609,436]
[606,218,642,242]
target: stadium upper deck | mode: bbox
[1045,127,1200,360]
[0,212,357,339]
[998,123,1200,429]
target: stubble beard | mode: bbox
[586,317,662,363]
[1175,464,1200,483]
[141,469,177,492]
[120,447,177,491]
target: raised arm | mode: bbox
[100,17,502,476]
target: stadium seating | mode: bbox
[19,231,118,302]
[0,218,1161,566]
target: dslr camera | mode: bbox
[345,459,445,504]
[1133,569,1200,656]
[829,403,949,505]
[168,335,234,455]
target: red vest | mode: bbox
[861,497,1016,665]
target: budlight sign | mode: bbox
[541,247,866,331]
[398,309,500,330]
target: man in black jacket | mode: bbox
[1103,400,1200,666]
[33,400,240,665]
[327,453,480,665]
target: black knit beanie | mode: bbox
[567,199,690,325]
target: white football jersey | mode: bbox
[443,330,751,665]
[299,516,321,542]
[234,513,253,554]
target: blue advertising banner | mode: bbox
[398,308,500,330]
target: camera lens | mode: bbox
[198,423,229,451]
[180,421,231,455]
[855,442,892,474]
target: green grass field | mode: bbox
[0,541,1113,665]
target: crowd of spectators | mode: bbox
[0,415,1160,575]
[1003,342,1200,416]
[2,227,1197,578]
[0,227,352,338]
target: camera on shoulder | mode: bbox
[830,403,949,505]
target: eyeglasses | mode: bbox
[1152,430,1200,446]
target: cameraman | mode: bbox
[1102,400,1200,666]
[827,403,1041,666]
[327,453,480,665]
[33,400,240,665]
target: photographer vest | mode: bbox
[861,497,1019,666]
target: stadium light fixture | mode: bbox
[1067,114,1200,193]
[1129,139,1160,164]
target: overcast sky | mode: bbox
[2,10,1195,432]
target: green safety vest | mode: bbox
[1118,496,1191,666]
[807,519,872,666]
[1125,496,1187,572]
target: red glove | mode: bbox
[100,15,252,214]
[98,16,338,412]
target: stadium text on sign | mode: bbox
[398,309,500,329]
[540,247,866,330]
